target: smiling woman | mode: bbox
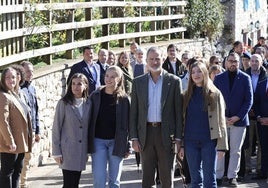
[0,67,33,188]
[88,65,130,188]
[52,73,91,188]
[182,61,228,188]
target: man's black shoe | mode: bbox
[216,178,222,186]
[237,176,244,182]
[228,178,238,187]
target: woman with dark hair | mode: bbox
[10,64,28,104]
[181,61,228,187]
[0,67,32,188]
[52,73,91,188]
[88,66,130,188]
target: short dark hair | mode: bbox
[167,44,178,52]
[83,46,94,54]
[233,41,242,48]
[258,36,265,40]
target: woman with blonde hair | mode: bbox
[88,66,130,188]
[181,61,228,187]
[117,51,133,95]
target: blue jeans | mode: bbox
[91,138,123,188]
[185,139,217,188]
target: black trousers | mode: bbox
[62,169,81,188]
[0,152,25,188]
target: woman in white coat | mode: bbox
[52,73,91,188]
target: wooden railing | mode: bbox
[0,0,187,67]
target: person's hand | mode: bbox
[9,143,17,152]
[54,157,63,164]
[226,116,240,126]
[178,147,184,159]
[132,140,141,152]
[258,117,268,126]
[217,151,225,160]
[35,134,41,142]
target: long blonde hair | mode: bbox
[105,66,126,101]
[183,61,218,113]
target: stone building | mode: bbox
[220,0,267,52]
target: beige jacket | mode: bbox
[0,91,32,153]
[183,88,228,151]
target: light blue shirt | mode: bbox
[147,72,163,122]
[251,73,259,92]
[87,62,101,89]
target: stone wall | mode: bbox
[30,39,207,166]
[221,0,267,50]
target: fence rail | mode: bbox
[0,0,187,67]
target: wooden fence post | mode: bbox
[135,6,141,45]
[66,0,75,59]
[102,6,109,49]
[85,0,93,41]
[119,0,125,48]
[150,7,156,43]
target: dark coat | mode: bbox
[67,60,100,94]
[245,66,267,119]
[129,70,183,150]
[162,57,186,78]
[88,88,130,158]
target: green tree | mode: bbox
[184,0,224,41]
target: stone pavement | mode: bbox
[27,154,268,188]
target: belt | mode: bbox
[147,122,161,127]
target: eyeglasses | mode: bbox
[228,60,239,64]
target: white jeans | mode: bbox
[216,125,246,179]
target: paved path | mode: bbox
[27,154,268,188]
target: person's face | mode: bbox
[242,57,251,70]
[105,69,120,89]
[255,48,265,59]
[83,49,94,63]
[135,51,144,63]
[167,47,177,60]
[5,69,17,91]
[146,50,163,73]
[15,71,21,88]
[212,57,221,66]
[259,39,265,45]
[24,64,34,82]
[71,77,86,98]
[191,66,204,86]
[119,53,128,66]
[130,44,138,54]
[226,55,239,72]
[234,43,243,55]
[210,70,221,81]
[182,54,189,65]
[107,54,115,65]
[250,56,261,72]
[98,50,108,64]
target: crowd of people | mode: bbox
[1,38,268,188]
